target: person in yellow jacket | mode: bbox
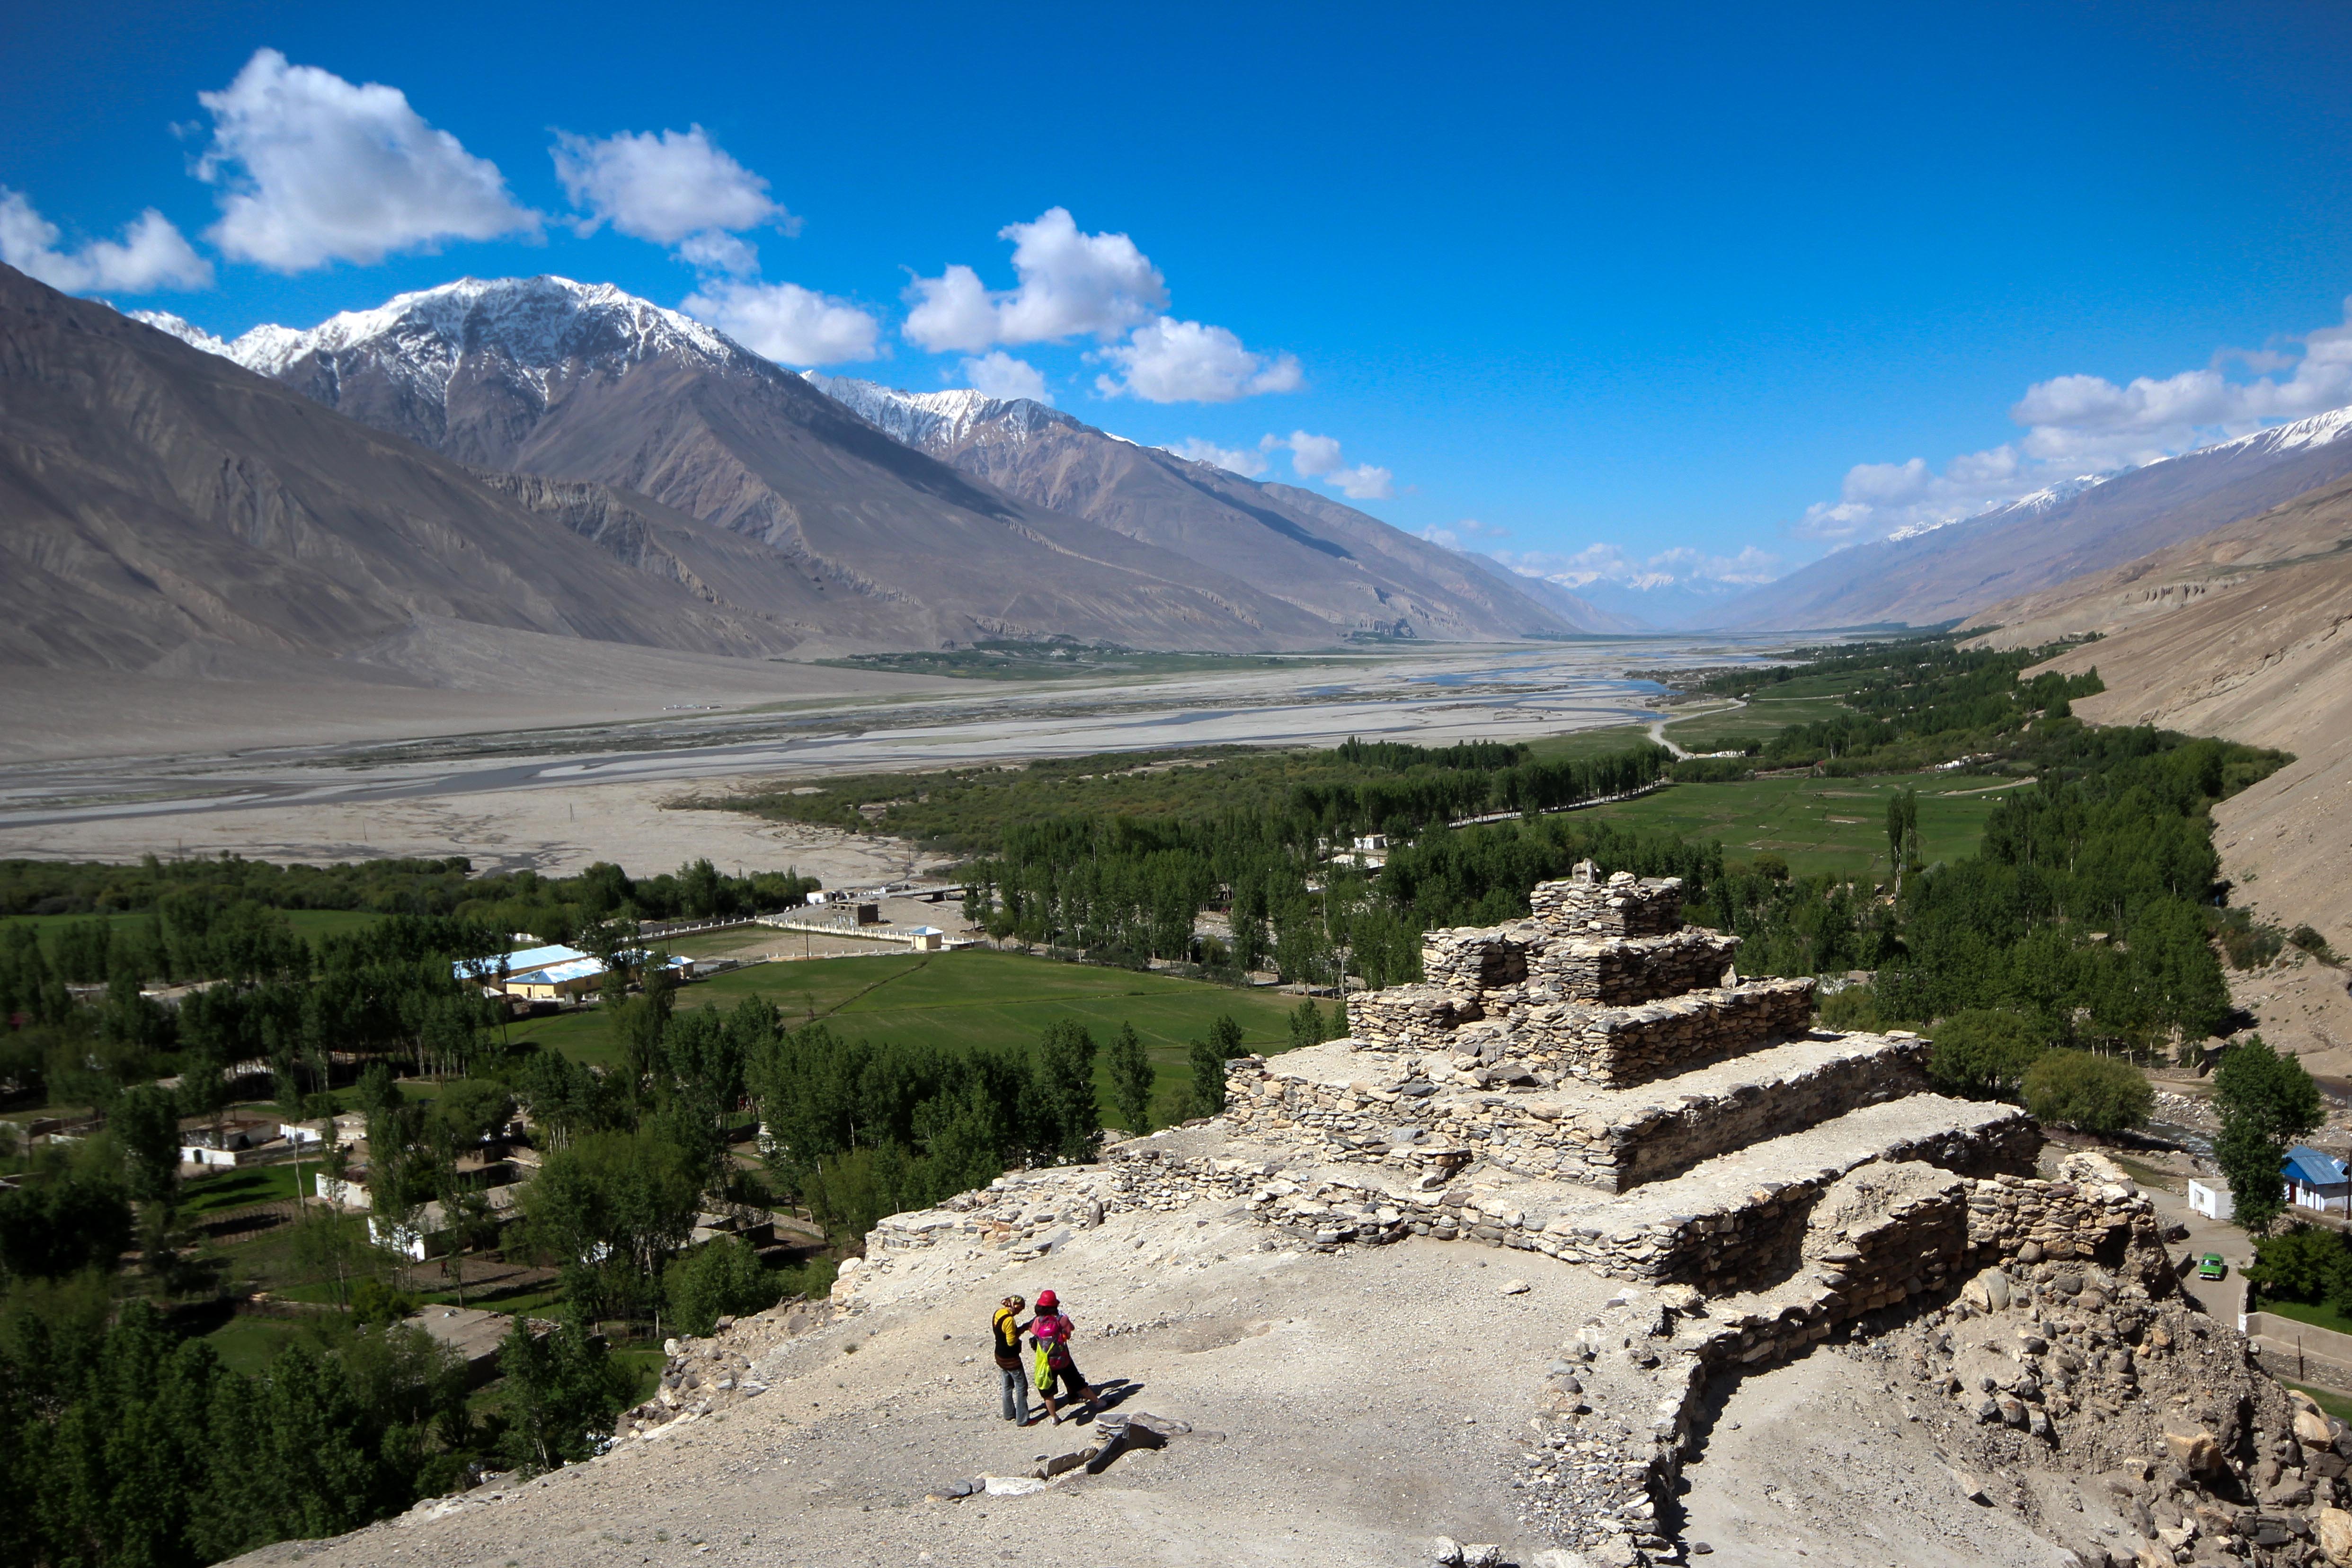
[991,1295,1033,1424]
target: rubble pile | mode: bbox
[812,864,2313,1567]
[612,1301,830,1443]
[1876,1242,2352,1568]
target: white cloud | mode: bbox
[681,279,880,366]
[1166,437,1269,477]
[192,49,538,271]
[1415,518,1510,548]
[1272,429,1390,498]
[1801,295,2352,543]
[1489,542,1782,593]
[551,125,787,275]
[0,188,212,293]
[960,350,1049,403]
[904,207,1166,352]
[1287,430,1344,477]
[1095,318,1304,404]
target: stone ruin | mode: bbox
[837,864,2321,1567]
[1227,860,2043,1288]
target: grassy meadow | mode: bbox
[509,948,1300,1123]
[1580,771,2024,880]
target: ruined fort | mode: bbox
[297,866,2343,1568]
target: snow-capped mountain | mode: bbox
[803,375,1071,452]
[1882,472,2112,544]
[1710,404,2352,631]
[802,375,1612,638]
[128,275,1346,653]
[140,276,747,424]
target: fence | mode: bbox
[2244,1310,2352,1394]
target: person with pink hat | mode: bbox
[1026,1288,1101,1424]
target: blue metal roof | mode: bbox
[2282,1145,2348,1187]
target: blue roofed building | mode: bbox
[2282,1145,2350,1216]
[452,942,692,1002]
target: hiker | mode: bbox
[991,1295,1031,1424]
[1027,1288,1101,1423]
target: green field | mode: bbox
[2255,1298,2352,1338]
[1580,772,2025,879]
[512,948,1299,1119]
[180,1161,306,1216]
[0,907,386,952]
[200,1314,318,1375]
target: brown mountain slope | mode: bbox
[2016,476,2352,1064]
[1706,408,2352,631]
[225,278,1337,653]
[806,375,1624,637]
[0,265,809,674]
[1964,471,2352,648]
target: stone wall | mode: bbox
[1220,1037,1934,1194]
[1530,869,1684,936]
[1534,929,1742,1008]
[1246,1110,2040,1284]
[1345,985,1481,1051]
[1421,926,1532,992]
[1500,977,1819,1088]
[1343,975,1817,1086]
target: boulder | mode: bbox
[2317,1506,2352,1565]
[2160,1423,2225,1475]
[982,1475,1045,1497]
[1962,1268,2012,1313]
[2298,1408,2337,1447]
[1427,1539,1464,1568]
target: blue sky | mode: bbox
[6,1,2352,615]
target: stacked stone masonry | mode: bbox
[1221,1033,1939,1193]
[836,862,2210,1568]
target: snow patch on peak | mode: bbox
[2205,404,2352,460]
[126,310,232,357]
[1884,472,2114,544]
[204,275,756,412]
[804,373,1070,452]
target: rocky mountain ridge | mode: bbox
[805,372,1630,638]
[125,275,1343,653]
[1710,405,2352,631]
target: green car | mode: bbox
[2197,1253,2227,1281]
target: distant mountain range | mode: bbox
[1705,407,2352,631]
[125,276,1612,650]
[0,266,827,677]
[799,376,1619,638]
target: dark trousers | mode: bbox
[1044,1355,1088,1402]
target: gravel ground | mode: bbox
[231,1204,1623,1568]
[1677,1349,2085,1567]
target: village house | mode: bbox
[2283,1144,2351,1215]
[452,942,694,1002]
[369,1181,529,1260]
[178,1115,284,1169]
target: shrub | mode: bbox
[350,1277,419,1329]
[1671,757,1754,783]
[1926,1009,2050,1100]
[2247,1225,2352,1305]
[1816,984,1885,1033]
[2290,924,2339,964]
[2020,1049,2153,1134]
[663,1235,780,1336]
[2212,908,2284,971]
